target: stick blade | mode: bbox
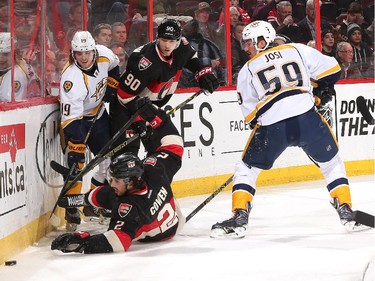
[353,210,375,228]
[49,213,61,227]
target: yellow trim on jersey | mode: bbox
[61,103,102,129]
[244,86,307,123]
[316,64,341,79]
[97,56,110,63]
[61,61,74,75]
[248,45,294,63]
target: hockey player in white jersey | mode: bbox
[211,21,362,238]
[59,31,120,230]
[0,32,40,102]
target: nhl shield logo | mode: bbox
[118,203,132,218]
[138,57,152,71]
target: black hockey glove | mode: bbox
[51,231,90,253]
[58,193,90,208]
[132,120,153,141]
[312,81,336,106]
[195,66,219,94]
[67,140,86,170]
[135,97,163,129]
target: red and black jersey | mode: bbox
[117,38,200,108]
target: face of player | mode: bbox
[110,177,134,196]
[96,29,112,47]
[0,52,11,71]
[73,50,95,70]
[158,38,178,57]
[242,38,266,58]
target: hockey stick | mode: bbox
[356,96,375,125]
[50,89,207,185]
[49,110,100,226]
[353,210,375,228]
[186,175,233,222]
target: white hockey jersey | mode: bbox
[59,45,119,128]
[0,59,35,102]
[237,43,341,126]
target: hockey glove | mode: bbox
[132,120,153,140]
[58,193,90,208]
[51,231,90,253]
[103,76,119,103]
[67,140,86,170]
[134,97,163,129]
[195,66,219,94]
[312,81,336,106]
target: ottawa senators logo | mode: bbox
[63,81,73,93]
[138,57,152,71]
[14,81,21,93]
[118,203,132,218]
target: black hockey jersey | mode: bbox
[117,38,199,108]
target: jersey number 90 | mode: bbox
[124,73,141,91]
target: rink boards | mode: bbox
[0,83,374,264]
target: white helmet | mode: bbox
[0,32,11,53]
[242,20,276,52]
[71,31,96,52]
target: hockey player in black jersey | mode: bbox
[110,18,219,157]
[51,99,185,254]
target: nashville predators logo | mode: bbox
[14,81,21,93]
[63,81,73,93]
[91,79,106,102]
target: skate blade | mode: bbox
[83,216,100,223]
[210,227,246,239]
[66,223,78,232]
[345,221,372,232]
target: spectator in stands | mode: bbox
[231,22,249,82]
[0,32,40,102]
[335,41,362,79]
[307,40,316,48]
[321,29,336,57]
[194,2,217,41]
[217,6,241,34]
[273,33,292,45]
[347,23,374,78]
[93,23,112,47]
[63,3,83,34]
[337,2,371,45]
[269,1,303,43]
[111,22,127,47]
[218,0,251,28]
[298,0,332,45]
[56,51,69,74]
[106,2,130,25]
[180,20,226,88]
[110,42,128,74]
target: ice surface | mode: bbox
[1,175,374,281]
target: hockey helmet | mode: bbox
[242,20,276,51]
[71,31,96,52]
[157,18,182,41]
[109,153,144,184]
[0,32,11,53]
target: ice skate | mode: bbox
[65,208,81,231]
[331,198,370,231]
[211,205,251,239]
[82,205,100,222]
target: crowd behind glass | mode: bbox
[0,0,373,103]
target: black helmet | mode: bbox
[157,18,181,40]
[109,153,144,183]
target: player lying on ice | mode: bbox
[51,97,185,253]
[210,20,373,239]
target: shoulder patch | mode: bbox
[14,81,21,93]
[138,57,152,71]
[118,203,133,218]
[63,81,73,93]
